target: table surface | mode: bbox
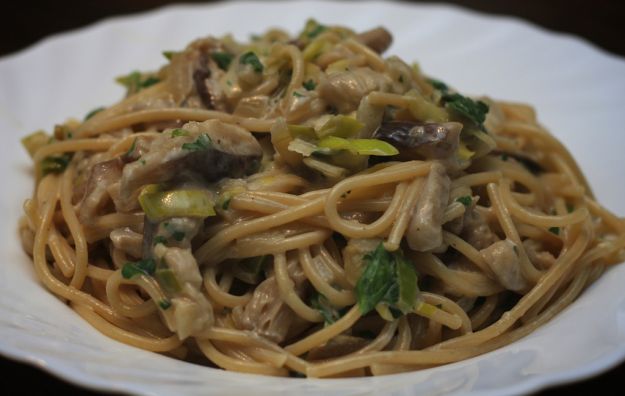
[2,1,624,395]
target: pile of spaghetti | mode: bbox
[19,20,625,377]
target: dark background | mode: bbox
[2,1,624,395]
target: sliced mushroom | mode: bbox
[407,162,450,252]
[118,120,262,211]
[78,157,124,222]
[232,259,307,343]
[373,121,462,160]
[356,27,393,54]
[168,37,228,110]
[480,239,529,292]
[462,208,499,251]
[317,68,391,113]
[523,239,556,270]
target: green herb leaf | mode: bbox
[222,197,232,210]
[212,51,234,70]
[427,78,489,129]
[355,243,418,316]
[41,153,72,176]
[293,91,304,97]
[158,299,172,310]
[310,292,342,325]
[116,71,160,94]
[170,128,189,138]
[443,93,489,130]
[240,51,264,73]
[172,231,185,241]
[121,258,156,279]
[84,107,105,121]
[141,77,160,88]
[456,196,472,207]
[428,78,449,92]
[549,227,560,235]
[566,203,575,213]
[356,244,395,315]
[181,134,211,151]
[393,254,418,314]
[153,235,167,245]
[162,51,177,60]
[305,21,327,39]
[125,138,138,158]
[303,79,316,91]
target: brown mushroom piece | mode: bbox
[356,27,393,54]
[407,162,451,252]
[232,259,307,343]
[78,157,124,222]
[118,119,262,211]
[373,121,463,160]
[480,239,529,293]
[317,68,392,113]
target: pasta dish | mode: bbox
[18,20,625,377]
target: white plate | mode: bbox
[1,1,625,395]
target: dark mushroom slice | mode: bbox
[193,52,215,109]
[373,121,463,160]
[78,157,124,222]
[355,27,393,54]
[118,119,263,211]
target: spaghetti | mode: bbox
[19,20,625,377]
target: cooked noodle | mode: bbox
[19,20,625,377]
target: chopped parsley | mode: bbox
[293,91,304,97]
[306,22,326,39]
[456,195,473,207]
[172,231,186,242]
[84,107,105,121]
[158,299,172,310]
[162,51,177,60]
[116,71,160,94]
[310,292,343,325]
[428,78,489,130]
[41,153,72,176]
[181,134,211,151]
[211,51,234,70]
[153,235,167,245]
[170,128,189,138]
[428,78,449,91]
[221,197,232,210]
[125,138,138,157]
[444,93,489,130]
[549,227,560,235]
[303,79,316,91]
[121,258,156,279]
[239,51,264,73]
